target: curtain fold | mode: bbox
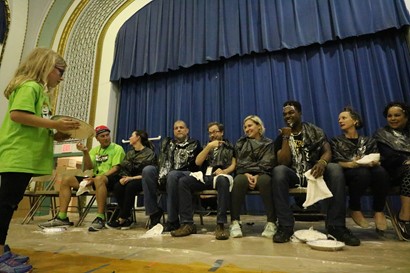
[115,30,410,147]
[110,0,410,81]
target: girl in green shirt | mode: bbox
[0,48,80,271]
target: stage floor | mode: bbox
[7,212,410,273]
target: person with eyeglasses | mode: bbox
[0,48,81,273]
[170,122,236,239]
[39,125,125,232]
[230,115,277,239]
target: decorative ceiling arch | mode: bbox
[0,0,10,65]
[55,0,128,124]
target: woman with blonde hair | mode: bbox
[230,115,276,239]
[0,48,79,271]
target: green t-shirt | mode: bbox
[0,81,54,175]
[88,142,125,175]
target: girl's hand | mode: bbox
[55,118,80,131]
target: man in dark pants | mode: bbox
[171,122,236,239]
[272,100,360,246]
[141,120,201,231]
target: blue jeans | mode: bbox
[166,170,191,223]
[141,165,161,216]
[178,175,230,224]
[272,163,346,228]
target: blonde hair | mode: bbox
[4,48,66,99]
[243,115,265,135]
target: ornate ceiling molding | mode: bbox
[55,0,127,123]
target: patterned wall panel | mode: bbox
[56,0,126,122]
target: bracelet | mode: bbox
[282,136,290,140]
[318,159,328,166]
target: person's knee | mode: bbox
[94,176,107,189]
[176,176,187,188]
[142,165,157,177]
[325,163,345,190]
[166,171,182,187]
[61,176,79,189]
[272,165,289,185]
[355,167,370,177]
[215,177,230,190]
[233,175,248,187]
[326,163,344,176]
[257,175,272,189]
[167,170,179,180]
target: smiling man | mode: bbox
[271,100,360,246]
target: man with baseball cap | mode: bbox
[39,125,125,231]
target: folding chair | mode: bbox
[22,174,58,224]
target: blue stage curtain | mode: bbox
[110,0,410,80]
[115,30,410,147]
[112,0,410,214]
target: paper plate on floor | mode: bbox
[294,227,327,242]
[307,240,345,251]
[51,115,95,139]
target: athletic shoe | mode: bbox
[261,222,277,238]
[88,217,105,232]
[273,225,293,243]
[0,261,32,273]
[3,245,29,264]
[327,226,360,246]
[396,217,410,241]
[105,218,133,230]
[171,224,197,237]
[0,252,32,273]
[38,216,74,228]
[230,220,243,238]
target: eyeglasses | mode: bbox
[208,130,221,135]
[55,66,65,77]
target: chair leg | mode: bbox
[22,195,47,224]
[76,195,96,227]
[385,198,404,241]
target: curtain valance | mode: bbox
[110,0,410,81]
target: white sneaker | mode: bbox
[230,220,243,238]
[261,222,277,238]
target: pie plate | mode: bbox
[51,115,95,139]
[306,240,345,251]
[293,228,327,242]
